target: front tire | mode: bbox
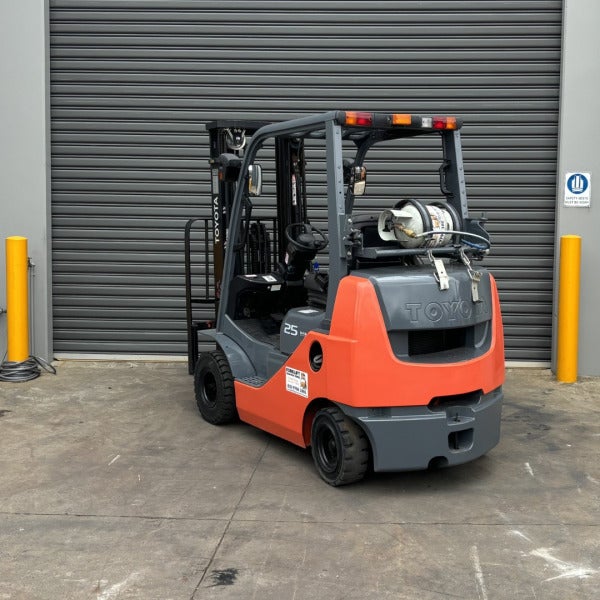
[311,406,370,486]
[194,350,237,425]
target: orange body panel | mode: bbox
[235,274,505,448]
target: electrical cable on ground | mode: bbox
[0,354,57,382]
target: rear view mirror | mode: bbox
[353,166,367,196]
[343,159,367,196]
[248,164,262,196]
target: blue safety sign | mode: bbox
[567,173,589,194]
[565,172,591,207]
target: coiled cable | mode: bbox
[0,354,57,382]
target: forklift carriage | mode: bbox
[185,111,504,486]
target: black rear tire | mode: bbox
[194,349,237,425]
[311,406,370,486]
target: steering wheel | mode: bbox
[284,222,329,253]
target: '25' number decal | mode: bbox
[284,323,299,336]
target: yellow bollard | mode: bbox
[556,235,581,383]
[6,236,30,363]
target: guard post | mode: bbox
[556,234,581,383]
[5,236,30,363]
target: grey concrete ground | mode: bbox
[0,361,599,600]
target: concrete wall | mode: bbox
[0,0,52,362]
[553,0,600,376]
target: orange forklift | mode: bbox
[185,111,504,485]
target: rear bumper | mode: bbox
[339,386,503,472]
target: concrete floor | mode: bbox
[0,361,599,599]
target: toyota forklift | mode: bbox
[185,111,504,486]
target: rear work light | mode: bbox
[344,111,373,126]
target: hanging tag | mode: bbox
[433,258,450,290]
[459,247,482,303]
[427,250,449,291]
[470,271,481,302]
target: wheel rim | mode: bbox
[315,420,341,475]
[201,371,218,408]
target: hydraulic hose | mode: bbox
[416,229,491,251]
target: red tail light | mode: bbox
[432,116,458,130]
[344,111,373,126]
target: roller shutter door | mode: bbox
[50,0,562,360]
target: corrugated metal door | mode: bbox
[50,0,561,360]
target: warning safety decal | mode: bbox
[285,367,308,398]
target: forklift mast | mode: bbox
[185,119,308,371]
[205,120,267,303]
[274,136,308,262]
[206,120,309,290]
